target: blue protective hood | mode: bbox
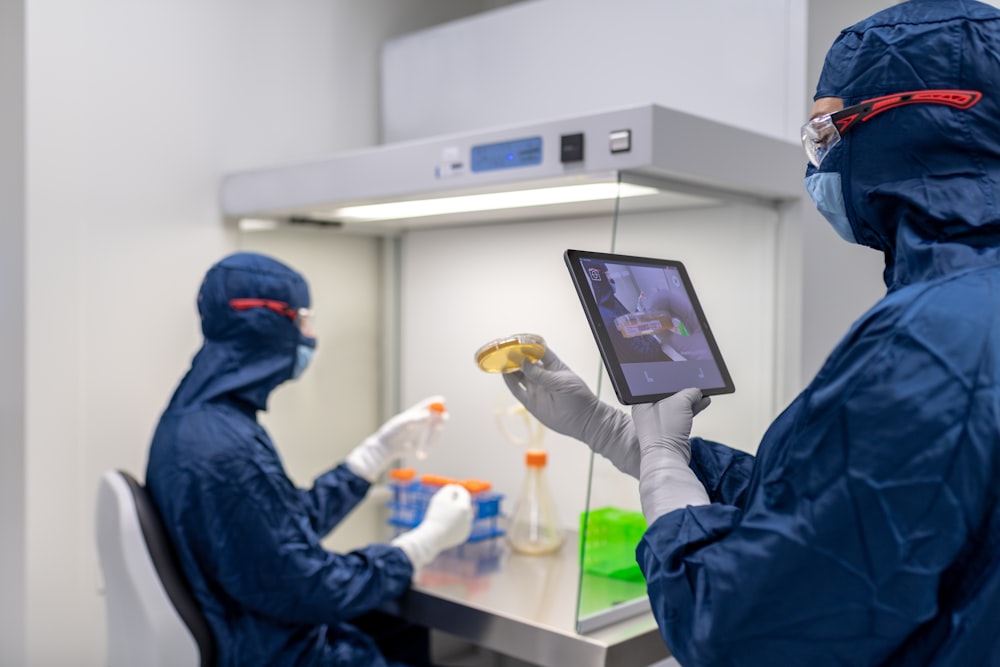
[168,252,313,412]
[813,0,1000,289]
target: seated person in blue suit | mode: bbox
[146,252,473,667]
[502,1,1000,664]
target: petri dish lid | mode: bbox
[475,333,546,374]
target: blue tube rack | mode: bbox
[387,471,505,543]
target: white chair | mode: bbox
[96,469,217,667]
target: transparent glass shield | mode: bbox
[574,173,782,634]
[573,174,650,634]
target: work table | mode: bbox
[380,534,670,667]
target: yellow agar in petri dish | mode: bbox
[475,333,547,374]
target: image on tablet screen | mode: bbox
[576,256,729,400]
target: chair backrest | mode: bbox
[96,470,217,667]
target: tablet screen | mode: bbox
[564,249,735,404]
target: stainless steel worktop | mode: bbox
[379,535,670,667]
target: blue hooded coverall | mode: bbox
[638,2,1000,665]
[146,253,417,667]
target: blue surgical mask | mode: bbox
[291,343,314,379]
[804,171,858,244]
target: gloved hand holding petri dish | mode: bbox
[474,333,547,374]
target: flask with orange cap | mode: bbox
[507,449,565,556]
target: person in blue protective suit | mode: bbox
[146,252,474,667]
[502,2,1000,665]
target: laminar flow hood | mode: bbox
[220,104,805,234]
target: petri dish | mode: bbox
[475,333,547,374]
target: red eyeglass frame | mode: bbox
[229,298,300,320]
[828,89,982,136]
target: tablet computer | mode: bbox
[564,249,734,405]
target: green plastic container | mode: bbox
[579,507,648,582]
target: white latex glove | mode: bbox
[345,395,448,483]
[503,348,640,478]
[632,388,712,524]
[391,484,474,570]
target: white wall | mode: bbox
[16,2,520,664]
[382,0,808,143]
[0,1,27,664]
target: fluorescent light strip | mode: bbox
[238,218,280,232]
[327,182,660,222]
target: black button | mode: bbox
[560,133,585,163]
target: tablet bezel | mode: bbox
[564,248,735,405]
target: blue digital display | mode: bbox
[470,136,543,173]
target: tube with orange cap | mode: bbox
[413,401,447,461]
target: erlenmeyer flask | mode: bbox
[507,449,565,555]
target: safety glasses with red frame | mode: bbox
[229,298,315,337]
[801,89,982,168]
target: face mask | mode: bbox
[804,171,858,244]
[291,343,314,379]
